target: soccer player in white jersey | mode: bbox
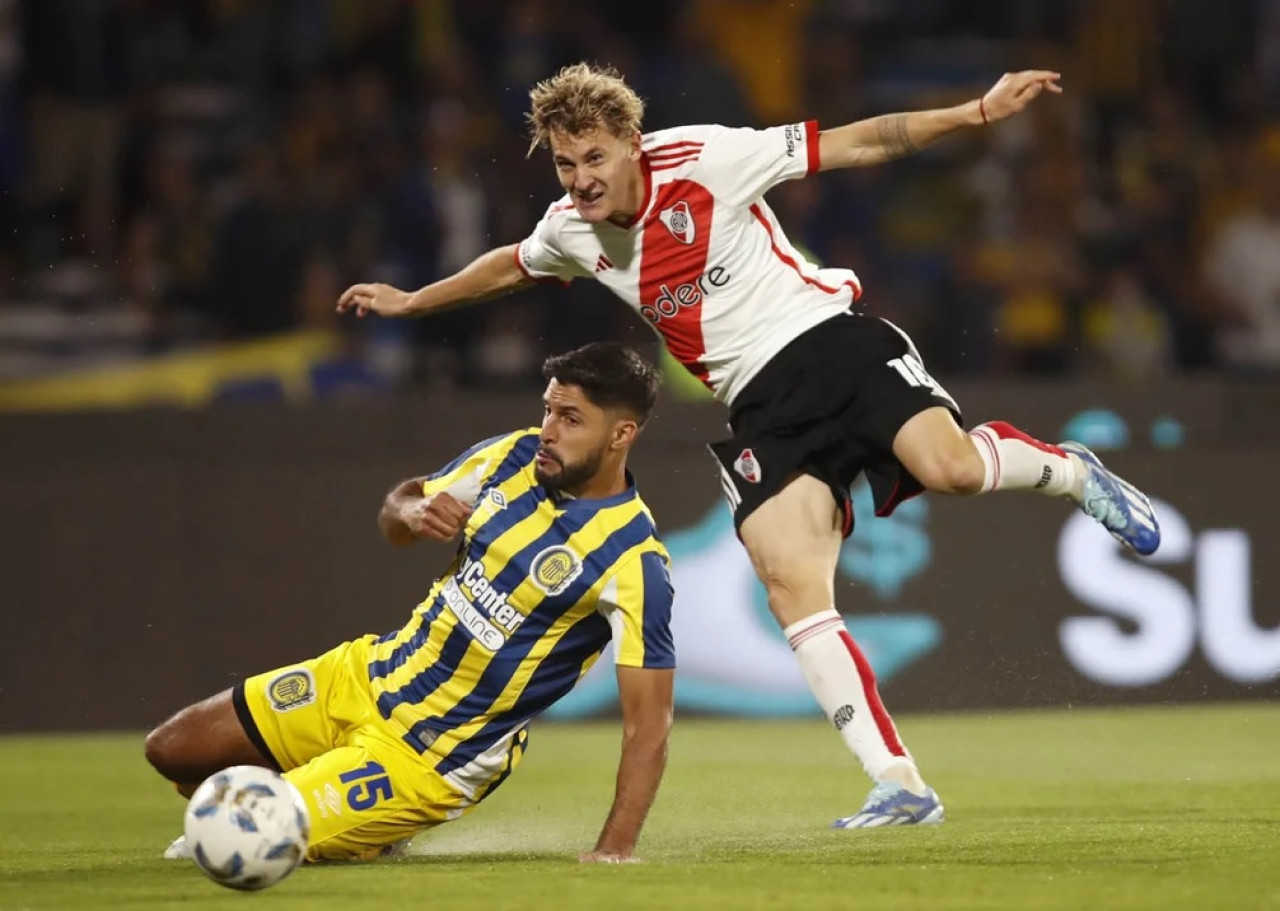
[337,63,1162,828]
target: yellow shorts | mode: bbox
[235,636,486,861]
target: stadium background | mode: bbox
[1,1,1277,726]
[2,5,1279,909]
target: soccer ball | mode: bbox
[183,765,310,891]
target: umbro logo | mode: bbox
[594,254,613,273]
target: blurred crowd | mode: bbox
[2,0,1280,391]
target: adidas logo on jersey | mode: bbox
[658,200,695,244]
[595,253,613,273]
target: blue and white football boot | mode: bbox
[832,781,945,829]
[1059,442,1161,556]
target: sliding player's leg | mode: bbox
[242,637,524,861]
[145,689,278,798]
[148,639,364,858]
[282,730,471,861]
[286,721,528,860]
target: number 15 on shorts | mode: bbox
[340,761,394,811]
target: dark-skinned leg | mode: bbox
[144,688,275,796]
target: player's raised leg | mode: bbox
[738,473,944,827]
[893,407,1161,555]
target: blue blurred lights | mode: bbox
[1060,409,1130,451]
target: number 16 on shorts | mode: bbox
[886,353,956,409]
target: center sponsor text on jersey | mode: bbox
[641,266,731,325]
[441,554,527,651]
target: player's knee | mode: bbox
[758,562,830,617]
[144,724,176,778]
[144,718,193,781]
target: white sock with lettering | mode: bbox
[784,609,921,787]
[969,421,1079,498]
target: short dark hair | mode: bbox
[542,342,661,425]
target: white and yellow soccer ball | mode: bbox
[183,765,310,891]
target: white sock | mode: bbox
[784,609,918,784]
[969,421,1078,498]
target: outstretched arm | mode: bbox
[337,244,532,319]
[580,665,674,863]
[817,70,1062,170]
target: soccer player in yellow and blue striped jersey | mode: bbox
[146,343,675,864]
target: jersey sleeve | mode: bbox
[515,203,582,283]
[420,430,532,508]
[597,549,675,669]
[694,121,820,206]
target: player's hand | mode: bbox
[979,70,1062,123]
[336,282,413,318]
[578,851,639,865]
[399,492,472,541]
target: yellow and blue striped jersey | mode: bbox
[365,429,674,791]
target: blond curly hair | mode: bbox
[526,62,645,156]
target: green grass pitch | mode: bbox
[1,704,1277,911]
